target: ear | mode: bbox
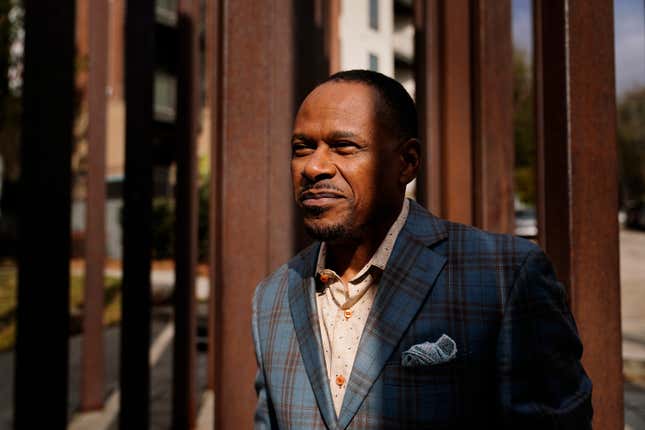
[398,138,421,185]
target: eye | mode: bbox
[292,142,314,157]
[330,141,360,155]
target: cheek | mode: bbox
[345,160,381,205]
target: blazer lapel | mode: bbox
[337,202,448,429]
[288,245,338,429]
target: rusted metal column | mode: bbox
[119,0,155,428]
[206,0,222,392]
[535,1,623,428]
[15,1,75,428]
[173,0,200,427]
[210,0,325,426]
[80,0,109,412]
[108,0,125,100]
[414,0,442,215]
[533,1,546,247]
[414,0,473,224]
[325,0,341,74]
[471,0,514,233]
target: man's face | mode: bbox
[291,82,403,242]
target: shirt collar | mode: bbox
[315,198,410,283]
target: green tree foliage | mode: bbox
[513,49,535,206]
[149,181,210,262]
[617,87,645,205]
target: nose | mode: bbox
[301,145,336,182]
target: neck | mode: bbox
[325,199,404,282]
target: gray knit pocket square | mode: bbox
[401,334,457,367]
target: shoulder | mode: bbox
[407,200,544,290]
[445,219,538,260]
[407,199,539,265]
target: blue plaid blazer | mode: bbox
[252,200,592,429]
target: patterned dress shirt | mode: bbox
[315,199,410,415]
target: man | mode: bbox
[252,70,592,429]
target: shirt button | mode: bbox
[344,309,353,319]
[335,374,346,388]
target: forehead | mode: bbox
[293,82,385,136]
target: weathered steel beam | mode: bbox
[209,0,327,427]
[414,0,473,224]
[15,1,75,428]
[535,0,623,428]
[206,0,222,392]
[81,0,109,412]
[119,0,155,427]
[173,0,200,427]
[325,0,341,74]
[414,0,442,215]
[472,0,514,233]
[212,0,295,426]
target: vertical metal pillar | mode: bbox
[535,1,623,428]
[15,1,75,428]
[209,0,327,426]
[414,0,473,224]
[81,0,109,411]
[206,0,222,393]
[325,0,341,74]
[414,0,442,215]
[119,0,155,428]
[472,0,514,233]
[173,0,200,427]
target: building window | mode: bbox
[369,53,379,72]
[369,0,379,30]
[154,71,177,123]
[156,0,178,26]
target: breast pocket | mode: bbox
[382,357,464,388]
[376,360,463,427]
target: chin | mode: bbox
[304,222,344,241]
[303,216,358,242]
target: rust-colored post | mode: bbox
[15,1,75,428]
[533,0,546,247]
[81,0,109,411]
[415,0,473,224]
[119,0,155,427]
[471,0,514,233]
[535,1,623,428]
[108,0,125,100]
[325,0,341,74]
[414,0,442,215]
[173,0,200,427]
[206,0,222,392]
[210,0,328,426]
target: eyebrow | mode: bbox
[327,130,359,140]
[291,130,360,143]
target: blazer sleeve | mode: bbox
[496,248,593,429]
[252,288,279,430]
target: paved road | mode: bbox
[622,228,645,430]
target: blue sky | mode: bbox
[512,0,645,97]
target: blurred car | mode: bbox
[515,207,538,237]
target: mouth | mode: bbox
[299,190,344,208]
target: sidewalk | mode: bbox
[621,228,645,429]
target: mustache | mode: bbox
[298,182,344,195]
[297,182,344,202]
